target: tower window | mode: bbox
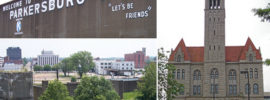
[214,46,215,50]
[209,0,213,9]
[213,0,216,9]
[217,0,220,8]
[209,46,211,50]
[214,30,216,35]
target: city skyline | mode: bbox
[0,39,157,58]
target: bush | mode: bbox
[74,76,120,100]
[44,65,52,71]
[34,65,43,71]
[71,76,77,82]
[39,80,73,100]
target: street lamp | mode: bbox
[240,70,250,100]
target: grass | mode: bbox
[123,91,142,100]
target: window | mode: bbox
[245,69,248,79]
[211,68,218,79]
[250,68,253,79]
[209,0,213,9]
[253,84,259,94]
[193,85,201,95]
[211,84,218,94]
[255,68,258,79]
[193,70,201,80]
[198,85,201,95]
[217,0,220,8]
[177,69,180,79]
[229,69,236,80]
[182,69,185,79]
[229,85,233,95]
[233,85,237,95]
[229,85,237,96]
[214,30,216,35]
[249,54,253,61]
[245,83,250,94]
[193,85,197,95]
[180,86,184,95]
[213,0,216,8]
[177,55,181,62]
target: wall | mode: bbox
[0,72,33,100]
[0,0,156,38]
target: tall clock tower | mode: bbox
[204,0,225,62]
[203,0,226,97]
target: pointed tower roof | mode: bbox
[169,39,190,61]
[239,37,262,60]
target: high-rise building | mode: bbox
[37,50,59,67]
[125,48,146,69]
[7,47,22,60]
[169,0,264,99]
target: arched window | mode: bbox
[229,69,236,80]
[193,70,197,80]
[255,68,258,79]
[217,0,220,8]
[177,55,181,62]
[182,69,185,79]
[253,84,259,94]
[209,0,213,9]
[193,70,201,80]
[249,54,253,61]
[245,83,250,94]
[250,68,253,79]
[211,68,218,79]
[213,0,216,8]
[177,69,180,79]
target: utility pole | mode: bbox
[241,71,250,100]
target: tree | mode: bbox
[158,48,184,100]
[70,51,95,78]
[44,64,52,71]
[39,80,73,100]
[34,65,43,71]
[52,63,61,71]
[23,57,28,66]
[137,62,156,100]
[265,59,270,66]
[253,3,270,22]
[74,76,120,100]
[61,58,74,77]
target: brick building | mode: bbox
[125,48,146,69]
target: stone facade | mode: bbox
[169,0,264,100]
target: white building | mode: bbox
[94,60,134,75]
[0,63,23,71]
[37,50,59,67]
[0,57,4,67]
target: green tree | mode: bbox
[74,76,120,100]
[137,63,156,100]
[61,58,74,77]
[44,64,52,71]
[253,3,270,22]
[39,80,73,100]
[52,63,61,71]
[158,48,184,100]
[23,58,28,66]
[70,51,95,78]
[34,65,43,71]
[265,59,270,66]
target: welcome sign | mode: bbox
[0,0,156,38]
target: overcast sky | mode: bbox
[158,0,270,92]
[0,39,157,58]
